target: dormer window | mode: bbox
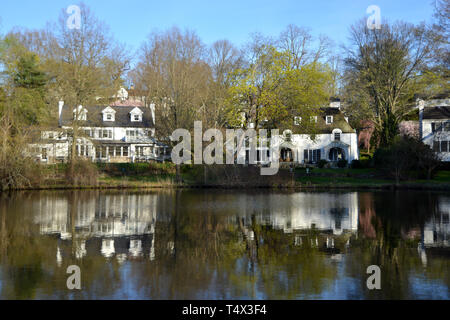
[326,116,333,124]
[130,107,143,122]
[102,106,116,122]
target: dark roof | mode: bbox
[60,105,154,128]
[423,106,450,120]
[296,107,355,134]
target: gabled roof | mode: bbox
[102,106,116,114]
[130,107,143,114]
[423,106,450,120]
[60,105,154,128]
[296,107,355,134]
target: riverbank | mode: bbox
[6,164,450,191]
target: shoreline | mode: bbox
[4,179,450,192]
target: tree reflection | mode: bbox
[0,190,448,299]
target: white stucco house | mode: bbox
[238,100,359,166]
[419,97,450,162]
[29,101,170,163]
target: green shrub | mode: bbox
[351,160,362,169]
[317,159,328,168]
[373,136,440,181]
[337,159,348,168]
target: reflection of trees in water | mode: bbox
[0,190,448,299]
[349,192,449,299]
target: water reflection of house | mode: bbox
[238,192,359,236]
[423,197,450,248]
[34,193,159,262]
[233,192,358,255]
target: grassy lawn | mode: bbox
[298,168,377,175]
[296,168,450,188]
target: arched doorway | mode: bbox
[329,147,346,161]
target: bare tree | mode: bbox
[343,19,437,146]
[277,24,333,69]
[206,40,243,128]
[42,3,130,179]
[131,27,212,180]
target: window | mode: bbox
[432,122,446,133]
[136,146,145,156]
[313,149,321,163]
[304,149,321,163]
[310,116,317,123]
[84,130,91,137]
[101,130,112,139]
[445,122,450,132]
[441,141,448,152]
[106,114,112,121]
[326,116,333,124]
[334,132,341,141]
[433,141,440,152]
[109,146,114,157]
[294,116,301,126]
[128,130,137,137]
[48,132,54,139]
[42,148,47,160]
[123,146,129,157]
[134,114,140,121]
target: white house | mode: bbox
[419,97,450,162]
[239,100,359,165]
[30,101,170,163]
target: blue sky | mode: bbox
[0,0,436,53]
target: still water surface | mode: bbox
[0,189,448,299]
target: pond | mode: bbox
[0,189,448,299]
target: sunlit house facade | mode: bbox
[239,100,359,166]
[29,101,170,163]
[419,97,450,162]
